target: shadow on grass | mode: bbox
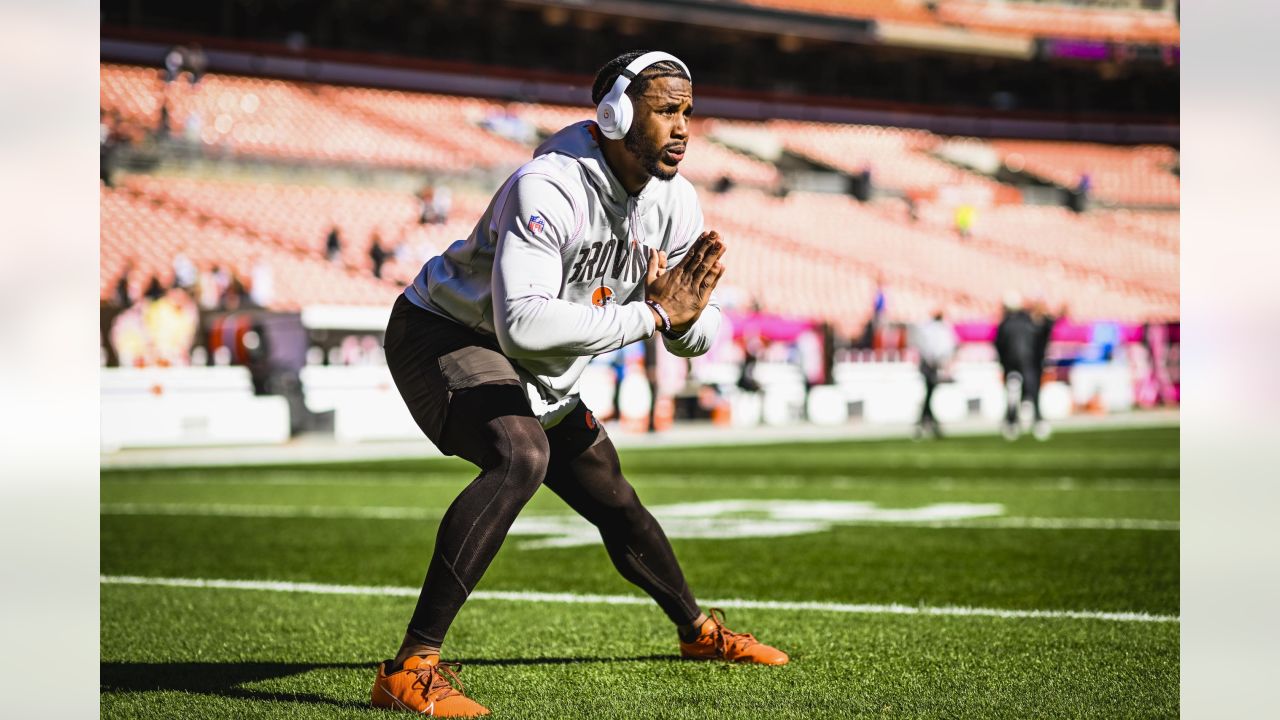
[101,662,373,710]
[101,655,678,709]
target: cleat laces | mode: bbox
[705,608,760,658]
[407,659,466,710]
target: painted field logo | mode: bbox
[591,285,615,306]
[509,500,1005,549]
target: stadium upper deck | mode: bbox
[739,0,1180,44]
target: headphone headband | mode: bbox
[611,51,691,97]
[596,51,690,140]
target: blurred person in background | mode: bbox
[143,274,167,302]
[195,262,226,311]
[156,102,172,140]
[163,45,186,83]
[481,103,537,144]
[373,50,786,717]
[995,293,1053,441]
[326,225,343,263]
[249,256,275,308]
[954,203,975,239]
[432,185,452,224]
[110,260,136,309]
[859,277,888,350]
[163,43,208,85]
[417,185,435,224]
[911,309,957,439]
[418,184,452,224]
[221,273,249,311]
[100,110,119,186]
[369,232,388,279]
[172,252,197,291]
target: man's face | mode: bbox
[623,76,693,181]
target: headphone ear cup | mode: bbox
[596,92,632,140]
[596,98,622,139]
[614,94,633,139]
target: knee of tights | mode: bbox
[490,419,551,481]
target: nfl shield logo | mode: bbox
[527,214,545,234]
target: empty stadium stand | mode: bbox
[761,119,1012,198]
[992,139,1179,206]
[738,0,1180,44]
[101,183,399,311]
[117,175,487,284]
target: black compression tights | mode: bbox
[405,384,700,647]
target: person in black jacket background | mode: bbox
[995,294,1057,441]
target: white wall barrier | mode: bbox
[101,367,290,451]
[299,365,423,443]
[1069,363,1136,412]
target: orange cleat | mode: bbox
[371,654,490,717]
[679,608,789,665]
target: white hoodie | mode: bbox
[405,121,720,426]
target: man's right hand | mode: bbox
[644,231,726,333]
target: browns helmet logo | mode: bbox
[591,285,615,307]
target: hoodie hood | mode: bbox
[533,121,662,216]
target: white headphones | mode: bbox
[595,51,691,140]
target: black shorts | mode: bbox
[383,294,605,455]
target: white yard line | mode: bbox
[100,575,1178,624]
[102,502,444,520]
[100,503,1178,531]
[101,474,1179,492]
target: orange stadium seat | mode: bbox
[913,202,1178,301]
[936,1,1179,45]
[736,0,940,25]
[991,139,1179,206]
[735,0,1179,44]
[101,64,524,171]
[101,185,400,311]
[1091,209,1179,254]
[713,119,1009,198]
[117,176,491,286]
[700,189,1174,329]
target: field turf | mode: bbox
[101,426,1178,719]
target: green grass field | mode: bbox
[101,426,1179,719]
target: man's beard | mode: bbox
[624,127,677,181]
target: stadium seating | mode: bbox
[100,64,524,171]
[101,183,399,311]
[935,1,1179,45]
[321,86,534,171]
[914,202,1178,299]
[118,175,487,284]
[991,139,1179,206]
[700,189,1174,329]
[737,0,939,26]
[100,62,1177,330]
[714,119,1009,198]
[737,0,1180,44]
[102,64,777,187]
[1092,208,1179,253]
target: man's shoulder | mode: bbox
[514,153,587,193]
